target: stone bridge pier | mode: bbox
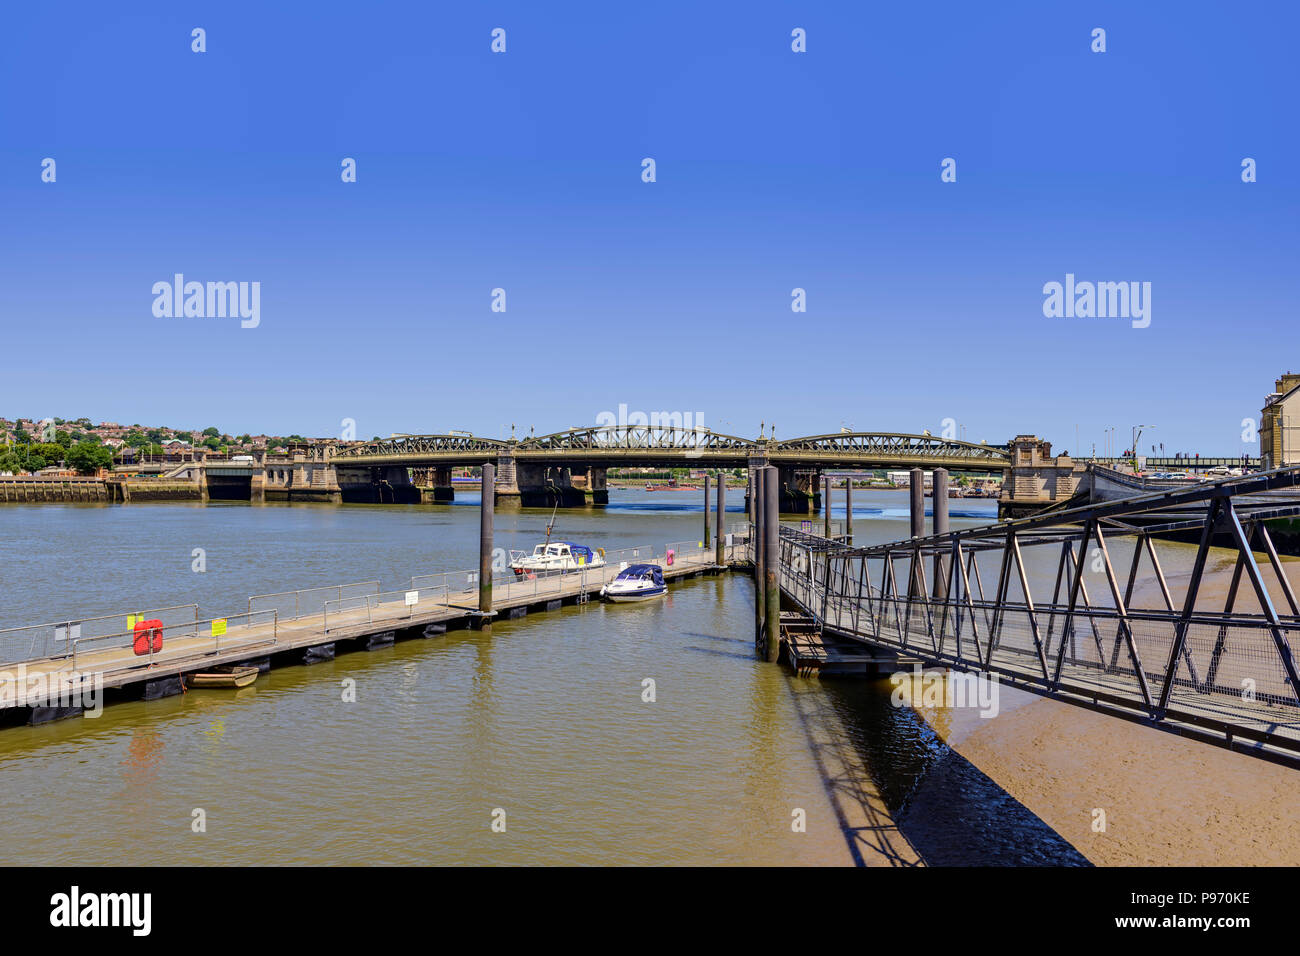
[334,464,420,504]
[996,435,1083,519]
[745,462,820,514]
[492,457,606,507]
[508,462,586,508]
[777,466,821,513]
[415,465,455,502]
[570,466,608,506]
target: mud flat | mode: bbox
[897,548,1300,866]
[928,690,1299,865]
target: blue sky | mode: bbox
[1,1,1295,456]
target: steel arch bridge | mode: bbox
[330,426,1012,471]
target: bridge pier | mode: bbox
[264,450,342,503]
[336,465,420,504]
[513,463,588,508]
[578,466,608,506]
[997,435,1081,519]
[777,466,820,513]
[419,466,455,503]
[249,463,266,503]
[493,453,519,504]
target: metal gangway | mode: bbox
[770,468,1300,763]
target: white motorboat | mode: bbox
[599,564,667,602]
[509,541,605,577]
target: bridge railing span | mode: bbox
[771,470,1300,754]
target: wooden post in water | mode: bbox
[479,462,494,615]
[845,476,853,544]
[754,467,765,643]
[763,465,781,662]
[703,474,711,548]
[715,471,726,566]
[909,467,925,599]
[932,468,950,599]
[909,468,925,538]
[823,474,832,538]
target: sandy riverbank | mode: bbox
[896,545,1300,866]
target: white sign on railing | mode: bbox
[54,622,82,643]
[405,590,418,607]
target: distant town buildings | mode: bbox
[0,415,342,473]
[1261,371,1300,469]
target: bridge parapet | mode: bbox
[998,435,1083,518]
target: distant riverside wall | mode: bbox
[0,477,209,503]
[112,480,203,502]
[0,476,110,503]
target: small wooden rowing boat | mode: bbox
[184,664,261,689]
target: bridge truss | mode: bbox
[333,434,509,462]
[330,426,1011,469]
[774,468,1300,762]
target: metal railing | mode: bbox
[66,609,278,674]
[249,581,380,621]
[771,466,1300,756]
[0,604,200,668]
[1,534,737,672]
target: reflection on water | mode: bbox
[0,488,1088,865]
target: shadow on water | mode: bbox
[683,645,756,663]
[680,630,751,646]
[791,678,1091,867]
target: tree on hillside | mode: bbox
[33,442,65,464]
[66,442,113,475]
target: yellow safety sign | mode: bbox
[212,618,228,637]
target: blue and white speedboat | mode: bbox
[599,564,667,602]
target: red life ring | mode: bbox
[666,549,675,566]
[132,619,163,656]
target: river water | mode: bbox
[0,488,1093,865]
